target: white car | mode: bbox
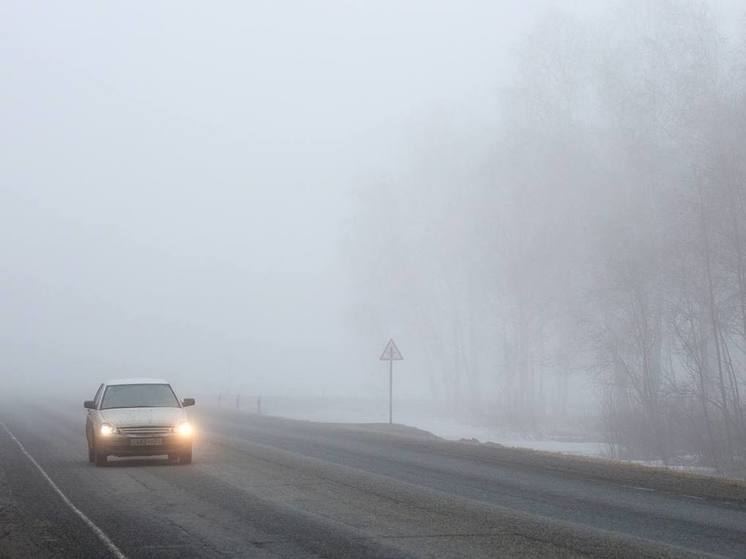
[84,378,195,466]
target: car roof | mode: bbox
[104,378,171,386]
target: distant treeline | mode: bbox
[349,1,746,472]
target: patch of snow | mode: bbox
[396,414,608,457]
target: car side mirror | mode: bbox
[83,400,96,410]
[182,398,195,407]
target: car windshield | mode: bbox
[101,384,179,409]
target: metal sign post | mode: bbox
[379,339,403,424]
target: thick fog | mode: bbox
[3,1,746,467]
[0,0,556,397]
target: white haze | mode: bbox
[1,0,745,434]
[0,0,555,398]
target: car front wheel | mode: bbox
[94,445,108,467]
[180,450,192,465]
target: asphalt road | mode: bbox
[1,402,745,558]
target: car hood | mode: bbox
[99,407,185,427]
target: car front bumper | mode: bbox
[96,434,192,457]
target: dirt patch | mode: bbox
[329,422,441,441]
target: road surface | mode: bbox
[1,401,745,558]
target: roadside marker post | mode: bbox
[379,339,403,424]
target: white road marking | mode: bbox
[0,422,127,559]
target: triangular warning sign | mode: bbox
[379,338,403,361]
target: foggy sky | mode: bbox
[1,1,743,399]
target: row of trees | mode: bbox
[349,2,746,469]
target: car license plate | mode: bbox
[130,438,163,447]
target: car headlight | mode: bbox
[100,423,115,436]
[176,422,193,437]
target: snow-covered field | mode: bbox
[410,418,608,457]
